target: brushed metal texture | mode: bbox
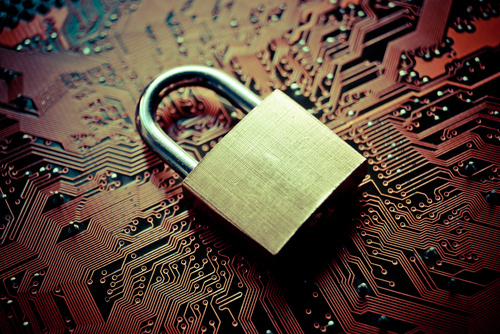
[184,90,366,257]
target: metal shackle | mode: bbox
[136,65,262,178]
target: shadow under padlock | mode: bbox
[136,65,367,265]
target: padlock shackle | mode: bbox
[137,65,262,178]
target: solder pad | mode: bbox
[1,0,500,333]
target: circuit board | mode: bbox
[1,0,500,333]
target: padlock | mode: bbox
[137,65,366,258]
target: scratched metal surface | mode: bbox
[1,0,500,333]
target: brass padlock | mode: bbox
[137,66,366,258]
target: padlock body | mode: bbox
[183,90,366,257]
